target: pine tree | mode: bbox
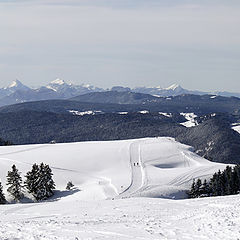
[232,166,240,194]
[6,165,23,201]
[189,165,240,198]
[188,179,196,198]
[0,182,6,204]
[200,179,210,197]
[195,179,202,198]
[35,163,55,201]
[25,163,39,198]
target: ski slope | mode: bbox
[0,137,227,200]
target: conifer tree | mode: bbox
[25,163,39,198]
[188,165,240,199]
[200,179,210,197]
[188,179,196,198]
[232,166,240,194]
[35,163,55,201]
[195,179,202,198]
[6,165,23,201]
[0,182,6,204]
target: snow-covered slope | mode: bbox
[0,138,227,200]
[1,191,240,239]
[0,80,30,99]
[132,84,207,97]
[0,137,236,239]
[180,112,198,128]
[46,78,104,98]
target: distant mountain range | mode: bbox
[1,93,240,116]
[0,79,240,107]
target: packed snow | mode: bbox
[0,137,234,239]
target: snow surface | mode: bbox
[118,112,128,115]
[0,137,232,239]
[232,123,240,134]
[68,110,103,116]
[165,83,181,90]
[138,110,149,114]
[180,113,198,128]
[0,138,226,200]
[159,112,172,118]
[50,78,66,85]
[210,95,217,99]
[1,194,240,239]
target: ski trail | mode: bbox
[0,145,50,157]
[118,140,146,198]
[167,165,220,186]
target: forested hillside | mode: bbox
[0,111,239,164]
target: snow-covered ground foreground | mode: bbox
[1,195,240,239]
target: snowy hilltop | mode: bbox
[0,137,227,201]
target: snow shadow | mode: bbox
[48,188,81,202]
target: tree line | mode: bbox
[188,165,240,198]
[0,163,55,204]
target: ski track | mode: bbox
[118,139,225,199]
[167,165,218,186]
[118,140,145,198]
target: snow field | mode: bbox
[0,137,227,200]
[1,195,240,239]
[0,137,236,239]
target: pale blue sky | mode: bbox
[0,0,240,92]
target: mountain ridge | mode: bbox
[0,79,240,107]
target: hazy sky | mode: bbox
[0,0,240,92]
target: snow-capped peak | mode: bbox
[8,79,24,88]
[165,84,182,91]
[50,78,66,85]
[4,79,30,92]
